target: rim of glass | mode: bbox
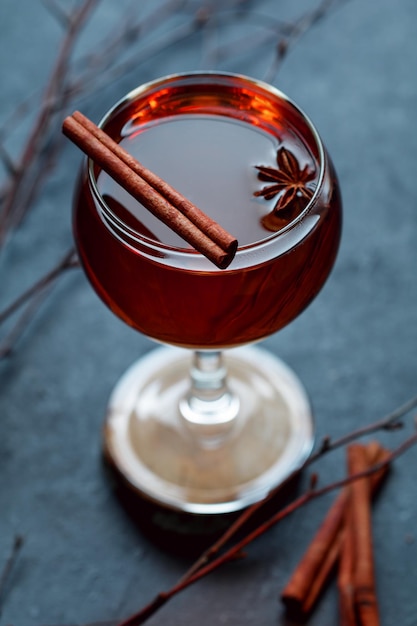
[88,70,326,259]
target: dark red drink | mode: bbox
[73,73,341,348]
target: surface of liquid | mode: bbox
[98,113,317,248]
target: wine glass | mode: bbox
[72,72,342,515]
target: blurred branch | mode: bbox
[0,0,99,247]
[0,248,78,359]
[41,0,72,28]
[264,0,350,82]
[0,535,24,616]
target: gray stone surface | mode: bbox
[0,1,416,625]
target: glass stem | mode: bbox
[179,351,240,447]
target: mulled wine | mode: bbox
[74,75,341,349]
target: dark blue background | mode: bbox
[0,1,416,625]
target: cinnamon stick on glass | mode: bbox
[62,112,238,269]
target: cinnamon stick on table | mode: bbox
[281,441,389,617]
[344,444,381,626]
[338,498,357,626]
[62,112,238,269]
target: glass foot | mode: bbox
[103,345,314,515]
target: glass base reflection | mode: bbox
[103,345,314,515]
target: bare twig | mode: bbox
[0,286,53,359]
[0,0,99,246]
[0,143,17,177]
[263,0,350,83]
[310,393,417,457]
[42,0,71,28]
[0,248,78,359]
[0,247,77,325]
[71,0,187,79]
[199,14,290,67]
[0,535,24,615]
[67,5,213,101]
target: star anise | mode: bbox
[254,146,316,231]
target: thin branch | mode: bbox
[263,0,350,83]
[0,0,99,246]
[0,248,78,359]
[0,97,32,146]
[0,142,18,177]
[74,0,187,72]
[67,9,209,101]
[4,134,66,237]
[200,15,290,66]
[310,393,417,458]
[0,247,77,325]
[0,286,52,359]
[0,535,24,615]
[42,0,71,28]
